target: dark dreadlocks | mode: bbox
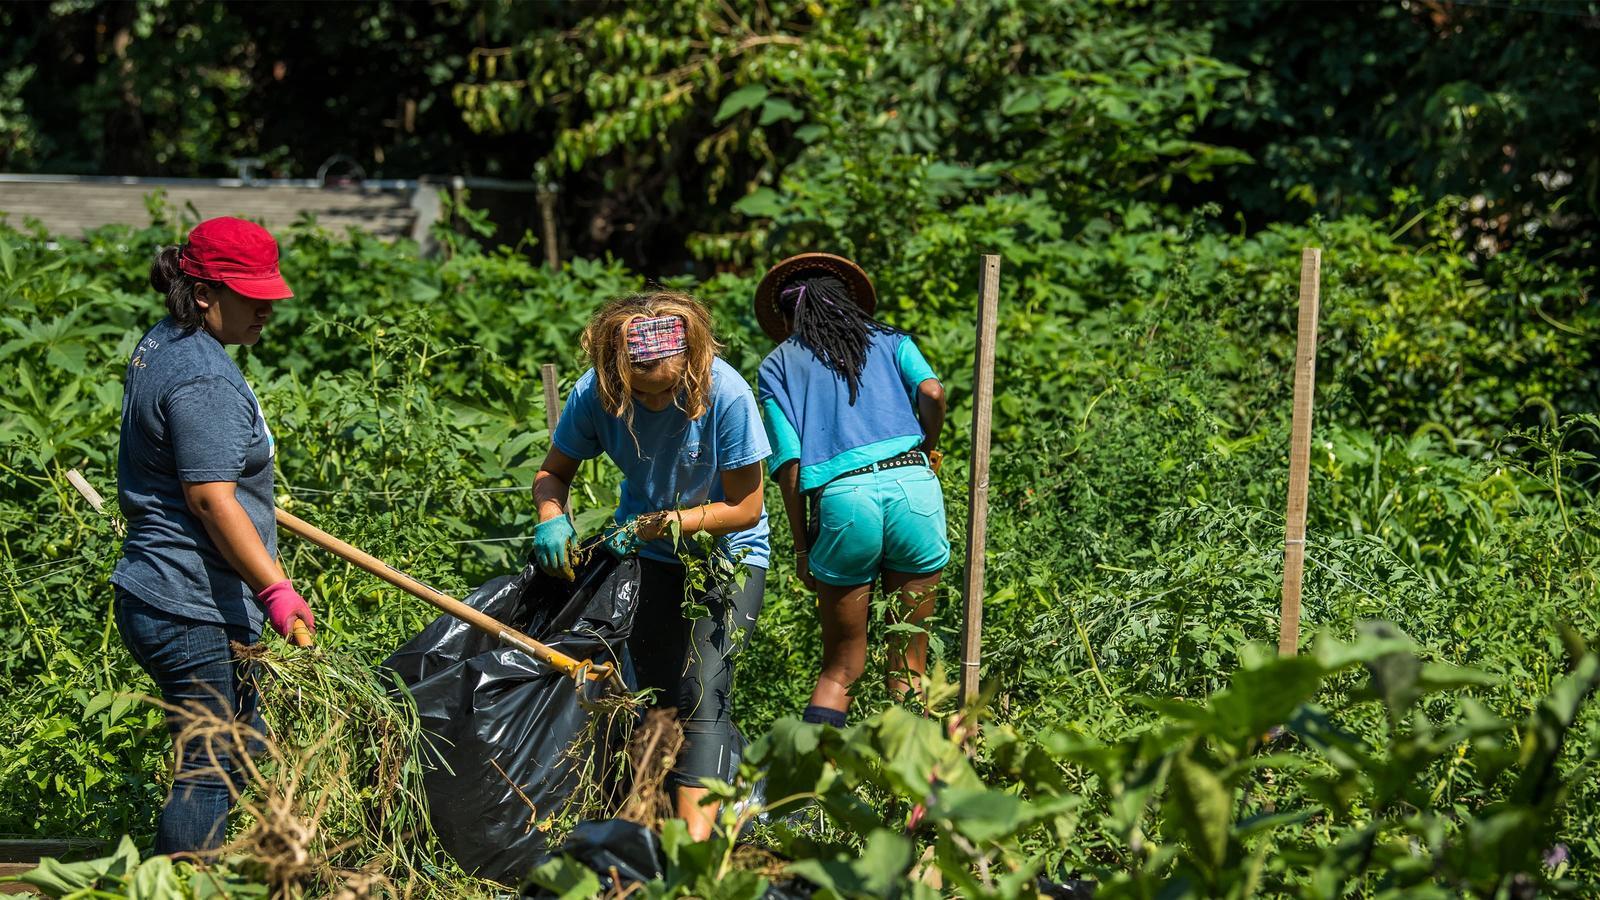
[778,273,900,405]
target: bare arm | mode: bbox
[774,460,808,553]
[640,462,765,539]
[916,378,947,453]
[774,459,817,589]
[534,447,581,522]
[182,481,287,592]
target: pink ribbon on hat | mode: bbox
[626,315,687,361]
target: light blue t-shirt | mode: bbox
[553,357,772,568]
[758,331,939,492]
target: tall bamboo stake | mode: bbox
[541,363,561,435]
[1277,248,1322,656]
[959,255,1001,709]
[65,469,106,514]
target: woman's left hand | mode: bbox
[602,519,644,557]
[258,580,315,639]
[796,549,818,591]
[633,510,677,542]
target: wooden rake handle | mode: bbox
[274,508,615,684]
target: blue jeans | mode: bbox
[114,586,262,855]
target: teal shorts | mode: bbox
[808,464,951,587]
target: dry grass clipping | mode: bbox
[616,708,684,827]
[138,640,503,898]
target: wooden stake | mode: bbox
[541,364,561,435]
[64,468,122,535]
[65,470,105,513]
[1277,248,1322,656]
[536,184,561,270]
[959,255,1001,710]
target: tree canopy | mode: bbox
[3,0,1596,272]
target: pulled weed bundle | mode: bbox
[615,708,684,827]
[165,641,500,898]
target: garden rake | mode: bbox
[275,508,625,690]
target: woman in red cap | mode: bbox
[112,216,312,855]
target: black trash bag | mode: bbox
[521,819,817,900]
[382,551,643,884]
[520,819,663,897]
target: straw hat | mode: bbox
[753,252,876,343]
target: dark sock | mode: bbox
[802,705,847,728]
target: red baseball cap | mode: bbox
[178,217,293,300]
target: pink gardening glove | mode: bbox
[257,579,315,638]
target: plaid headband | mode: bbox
[626,315,688,361]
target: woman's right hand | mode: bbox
[796,549,818,591]
[533,515,578,580]
[257,580,315,639]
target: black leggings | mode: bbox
[627,559,765,787]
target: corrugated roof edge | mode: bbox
[0,174,539,193]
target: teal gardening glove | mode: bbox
[533,515,577,579]
[601,516,643,558]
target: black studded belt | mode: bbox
[832,449,931,482]
[803,450,931,548]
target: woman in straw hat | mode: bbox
[754,253,949,728]
[113,217,313,854]
[531,291,770,840]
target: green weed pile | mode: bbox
[0,637,503,898]
[239,644,472,895]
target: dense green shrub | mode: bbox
[2,194,1597,894]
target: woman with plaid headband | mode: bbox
[531,292,770,841]
[753,253,950,730]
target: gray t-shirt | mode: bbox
[112,316,276,635]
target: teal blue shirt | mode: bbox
[758,332,938,492]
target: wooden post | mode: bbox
[541,364,561,435]
[959,255,1001,710]
[536,184,561,270]
[1277,248,1322,656]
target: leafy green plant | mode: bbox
[519,624,1600,899]
[3,167,1598,895]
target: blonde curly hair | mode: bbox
[580,292,722,435]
